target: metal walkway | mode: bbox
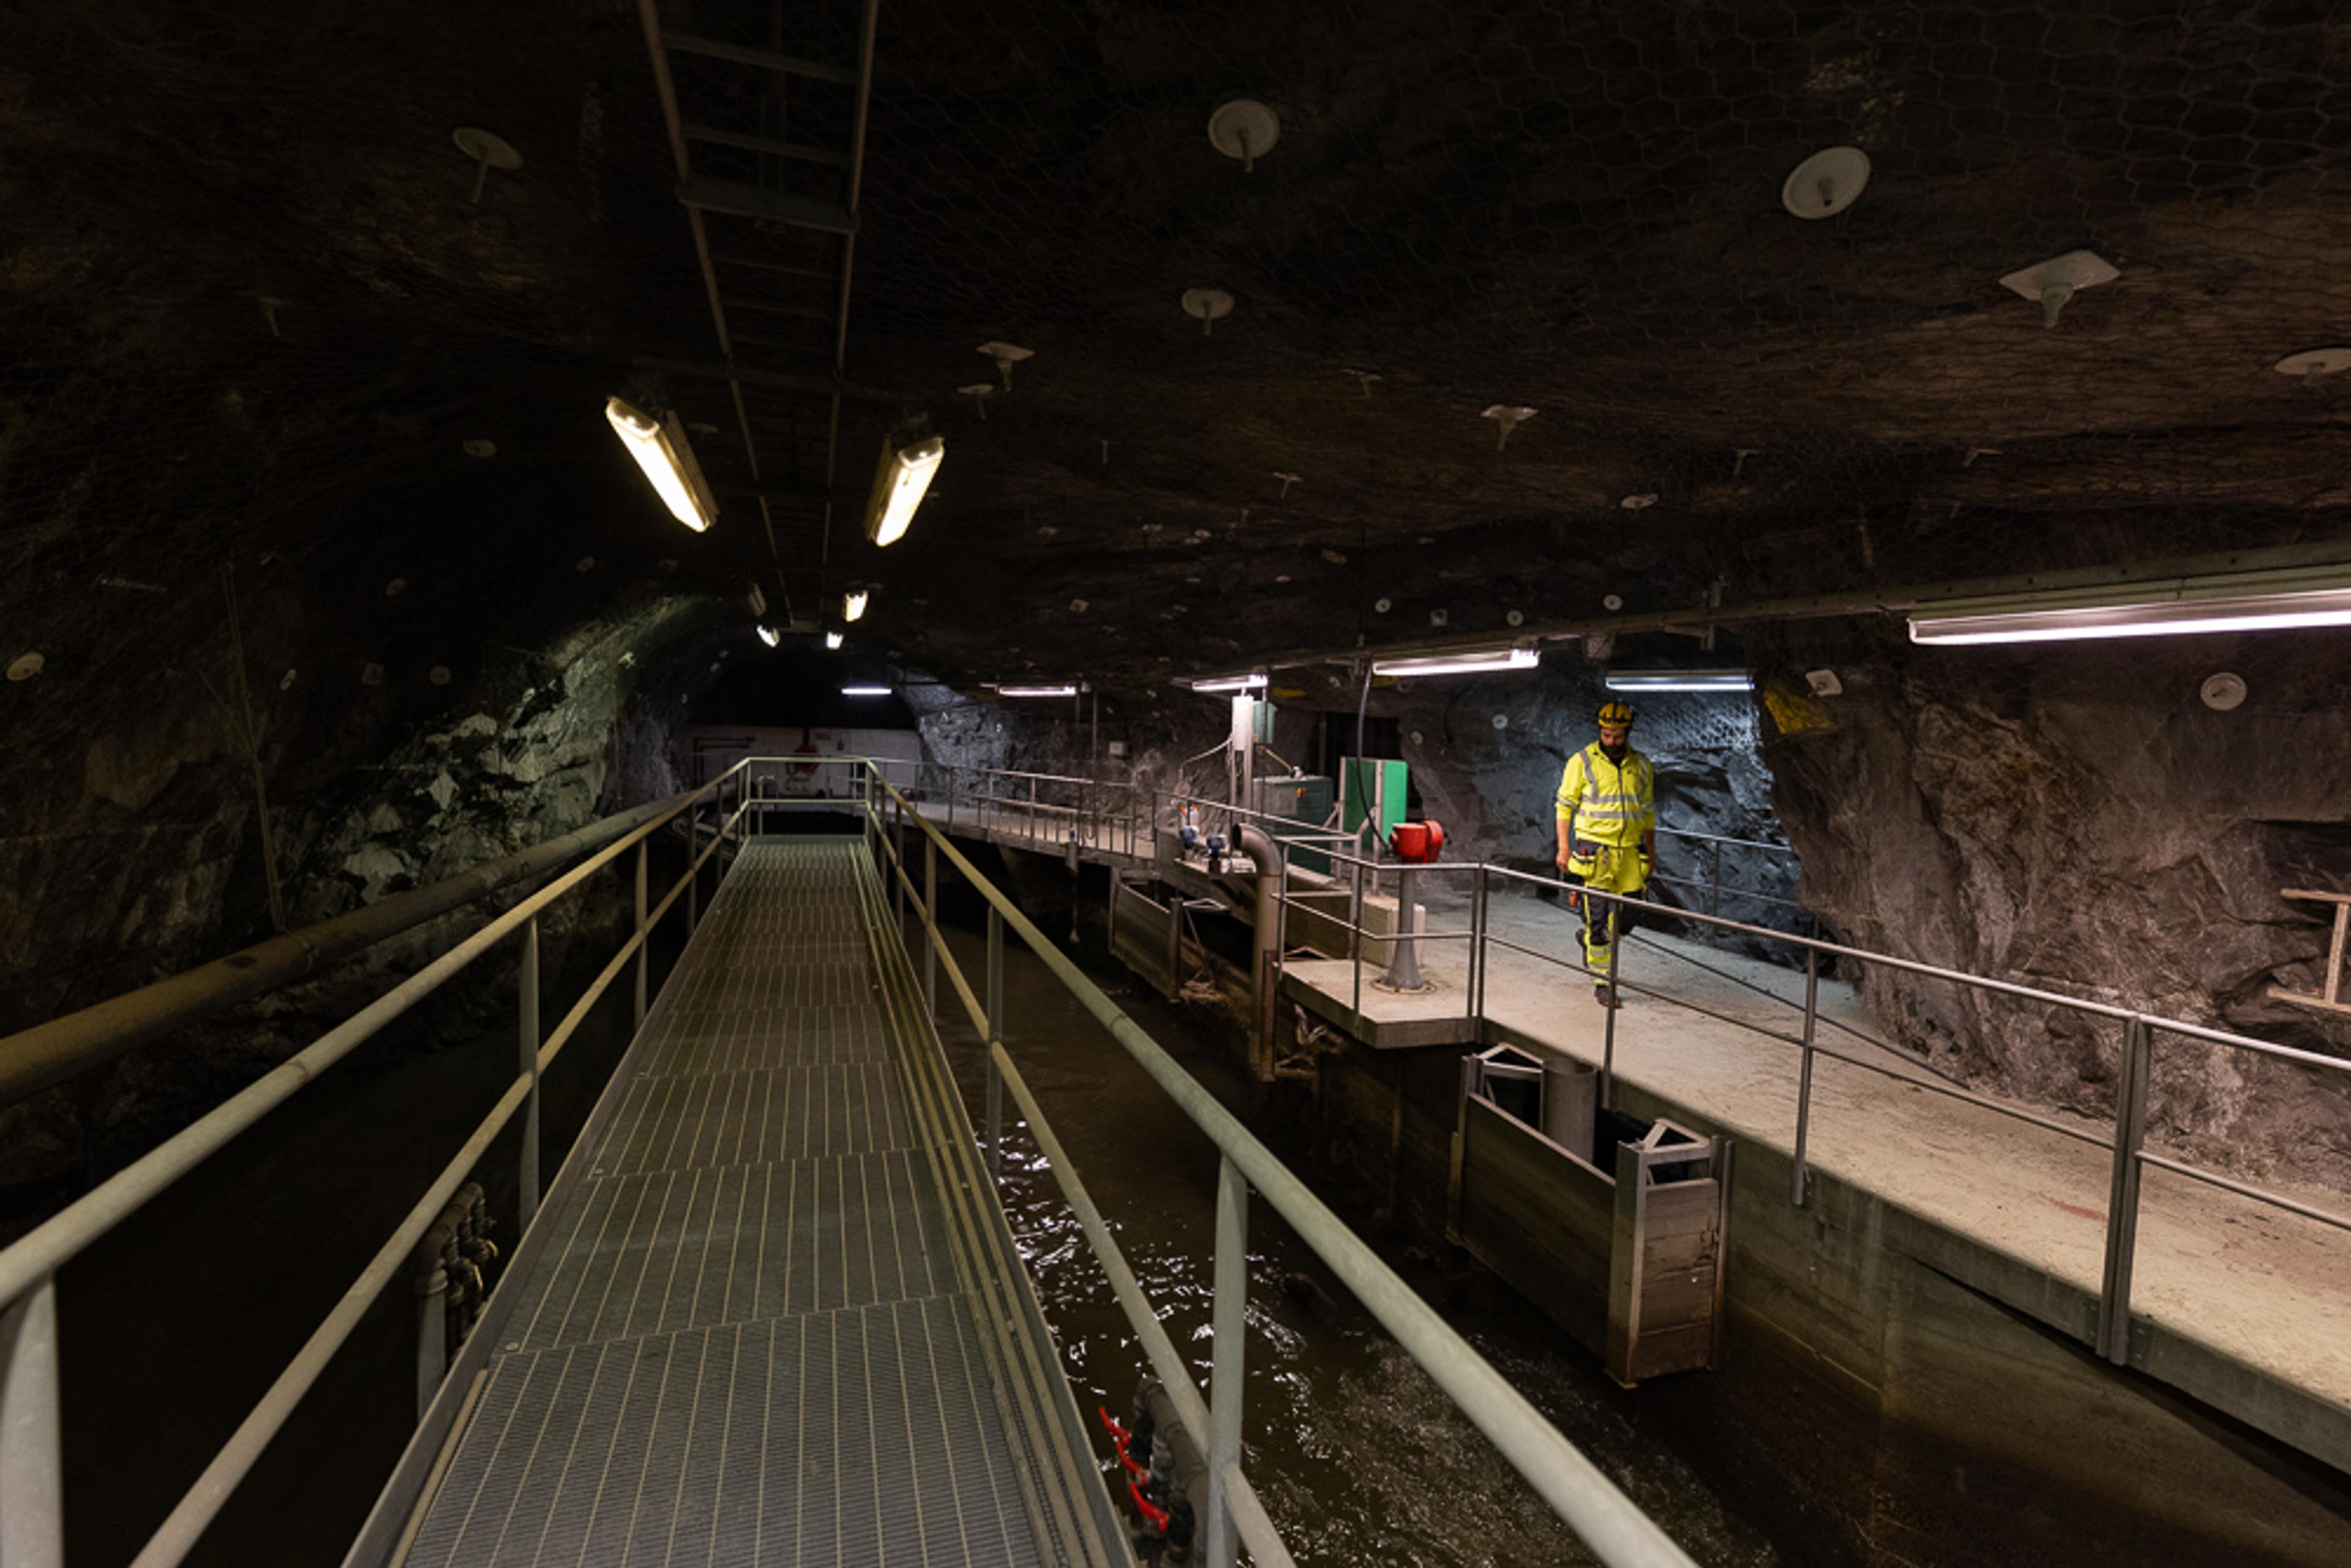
[396,837,1119,1568]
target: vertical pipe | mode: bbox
[686,803,700,932]
[986,909,1007,1180]
[892,797,906,929]
[413,1252,447,1423]
[1600,901,1622,1111]
[632,841,648,1029]
[0,1278,64,1568]
[1790,947,1819,1208]
[1206,1155,1249,1568]
[519,918,541,1232]
[923,836,938,1022]
[2099,1017,2154,1364]
[1273,842,1291,993]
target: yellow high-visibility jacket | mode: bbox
[1554,743,1655,847]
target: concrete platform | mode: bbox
[1280,885,2351,1479]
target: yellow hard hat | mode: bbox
[1596,700,1637,729]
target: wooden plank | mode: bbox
[1641,1182,1720,1239]
[1464,1103,1614,1256]
[1644,1226,1718,1274]
[1629,1322,1715,1381]
[1457,1102,1613,1351]
[2268,985,2351,1019]
[1641,1268,1717,1326]
[2330,904,2347,1005]
[1460,1122,1614,1283]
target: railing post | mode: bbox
[1708,839,1723,944]
[1206,1153,1249,1568]
[892,796,906,930]
[632,840,648,1029]
[1791,947,1819,1208]
[1468,865,1486,1028]
[686,803,700,932]
[519,916,541,1232]
[924,836,939,1022]
[0,1277,65,1568]
[2098,1016,2154,1364]
[986,908,1005,1180]
[1600,900,1622,1111]
[1350,853,1366,1021]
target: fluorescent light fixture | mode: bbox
[1605,669,1754,692]
[604,397,718,532]
[1371,644,1541,678]
[824,631,844,651]
[843,587,869,622]
[755,621,781,648]
[842,685,891,697]
[865,432,944,546]
[994,683,1079,698]
[1185,672,1267,694]
[1908,566,2351,645]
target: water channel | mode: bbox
[921,897,1780,1568]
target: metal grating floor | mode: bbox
[401,839,1055,1568]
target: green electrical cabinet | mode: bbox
[1341,757,1408,849]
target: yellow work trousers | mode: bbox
[1570,840,1647,976]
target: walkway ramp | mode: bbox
[390,837,1121,1568]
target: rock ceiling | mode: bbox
[6,0,2351,697]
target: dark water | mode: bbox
[921,913,1780,1568]
[53,852,693,1568]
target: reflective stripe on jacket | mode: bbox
[1554,743,1655,846]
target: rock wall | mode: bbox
[1757,620,2351,1185]
[0,589,714,1203]
[1332,654,1804,940]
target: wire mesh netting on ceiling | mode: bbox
[844,0,2351,612]
[3,0,2350,693]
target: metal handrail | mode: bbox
[863,766,1698,1568]
[1264,833,2351,1374]
[0,762,759,1568]
[0,796,692,1109]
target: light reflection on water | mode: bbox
[929,921,1779,1568]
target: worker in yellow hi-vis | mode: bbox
[1554,700,1655,1007]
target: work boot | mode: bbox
[1594,983,1619,1008]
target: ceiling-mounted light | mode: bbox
[824,630,845,651]
[1780,146,1870,218]
[1999,250,2118,329]
[865,432,943,547]
[1207,99,1280,173]
[1371,644,1541,678]
[993,683,1079,698]
[842,685,892,697]
[843,587,869,622]
[1908,566,2351,645]
[1185,672,1267,694]
[977,341,1033,390]
[1605,669,1754,692]
[756,621,781,649]
[605,397,718,532]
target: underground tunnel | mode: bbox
[2,2,2349,1566]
